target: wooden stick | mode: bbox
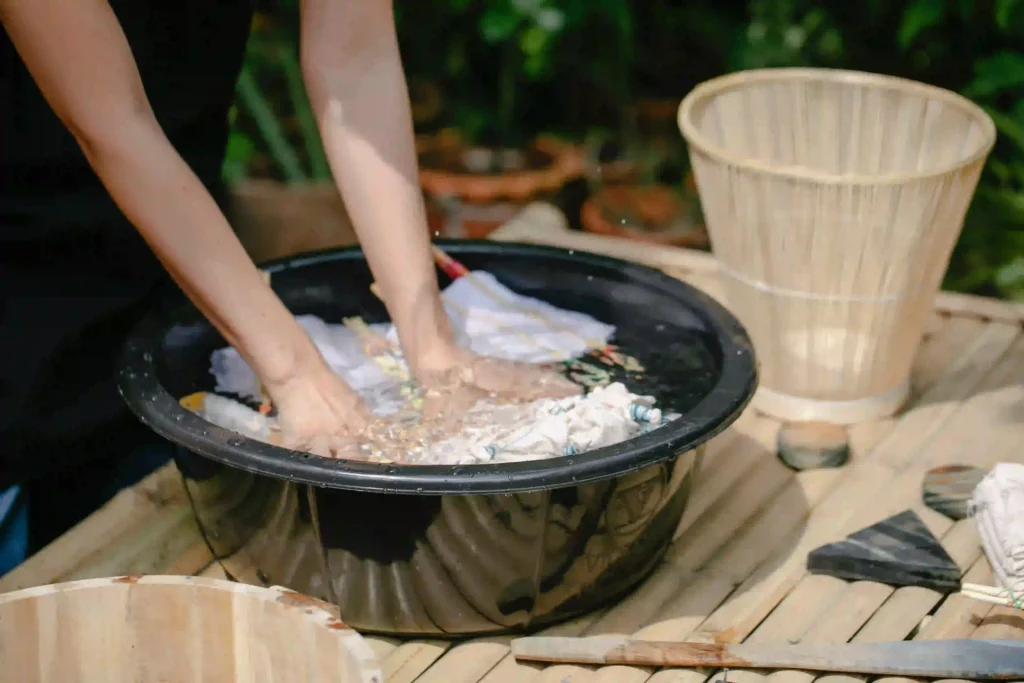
[960,583,1024,610]
[509,636,1024,679]
[962,582,1013,597]
[430,244,470,279]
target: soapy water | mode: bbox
[185,267,716,465]
[183,380,679,466]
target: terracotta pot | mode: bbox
[580,183,708,249]
[633,97,682,136]
[417,130,584,238]
[226,179,359,263]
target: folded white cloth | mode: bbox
[210,270,616,416]
[969,463,1024,592]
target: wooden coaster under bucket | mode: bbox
[0,575,381,683]
[678,68,997,424]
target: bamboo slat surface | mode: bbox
[4,204,1022,682]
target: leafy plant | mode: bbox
[223,5,332,183]
[728,0,844,70]
[896,0,1024,298]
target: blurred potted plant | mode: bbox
[580,131,708,248]
[557,0,706,248]
[416,0,585,238]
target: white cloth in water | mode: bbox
[194,382,676,465]
[969,463,1024,592]
[422,271,615,363]
[419,383,672,465]
[209,270,616,416]
[199,273,672,465]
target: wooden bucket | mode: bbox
[0,575,381,683]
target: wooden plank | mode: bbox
[915,557,996,641]
[758,373,1024,683]
[0,464,196,592]
[933,290,1024,325]
[62,503,202,581]
[382,640,450,683]
[475,613,607,683]
[10,205,1024,683]
[641,334,1022,681]
[425,316,1007,683]
[488,424,897,683]
[909,316,987,397]
[647,508,987,683]
[861,322,1019,474]
[687,354,1009,644]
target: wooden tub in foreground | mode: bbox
[0,575,381,683]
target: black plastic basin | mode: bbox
[119,241,756,636]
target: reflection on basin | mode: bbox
[120,241,757,636]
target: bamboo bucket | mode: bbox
[678,68,996,423]
[0,575,381,683]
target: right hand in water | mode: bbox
[416,348,583,423]
[265,358,371,459]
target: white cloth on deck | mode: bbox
[969,462,1024,592]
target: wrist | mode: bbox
[391,294,462,377]
[249,318,325,397]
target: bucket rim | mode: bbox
[678,67,997,186]
[118,240,758,495]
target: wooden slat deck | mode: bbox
[4,204,1022,682]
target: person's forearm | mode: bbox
[82,117,321,389]
[0,0,325,397]
[302,19,455,372]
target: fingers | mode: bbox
[467,358,583,401]
[422,385,485,424]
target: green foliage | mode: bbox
[729,0,844,69]
[891,0,1024,299]
[223,0,1024,299]
[227,8,331,183]
[724,0,1024,299]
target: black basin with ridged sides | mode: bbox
[118,240,757,637]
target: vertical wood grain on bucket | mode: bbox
[0,575,381,683]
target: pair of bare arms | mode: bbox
[0,0,578,460]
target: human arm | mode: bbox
[0,0,368,451]
[297,0,460,375]
[298,0,580,404]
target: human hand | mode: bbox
[265,359,371,459]
[416,347,583,422]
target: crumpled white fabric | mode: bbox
[424,271,615,363]
[420,383,673,465]
[969,462,1024,592]
[199,272,676,464]
[210,270,616,416]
